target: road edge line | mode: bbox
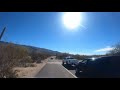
[60,65,77,78]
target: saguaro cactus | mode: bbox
[0,27,6,41]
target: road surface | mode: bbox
[35,57,77,78]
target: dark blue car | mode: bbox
[75,56,120,78]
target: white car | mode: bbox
[62,57,78,66]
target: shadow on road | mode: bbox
[75,72,118,78]
[62,64,75,70]
[75,73,95,78]
[75,72,90,78]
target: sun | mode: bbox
[62,12,82,30]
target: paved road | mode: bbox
[35,57,76,78]
[69,70,76,75]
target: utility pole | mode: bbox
[0,27,6,41]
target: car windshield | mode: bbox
[81,58,95,63]
[81,60,88,64]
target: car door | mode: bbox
[91,57,111,77]
[109,56,120,77]
[78,59,88,72]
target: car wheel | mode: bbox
[62,62,64,65]
[75,68,79,74]
[76,68,79,73]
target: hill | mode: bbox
[0,41,62,56]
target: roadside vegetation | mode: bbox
[106,43,120,56]
[56,53,104,60]
[56,53,70,59]
[0,43,51,78]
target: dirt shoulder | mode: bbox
[14,59,48,78]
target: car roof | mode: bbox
[90,55,120,62]
[97,55,120,59]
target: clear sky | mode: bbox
[0,12,120,55]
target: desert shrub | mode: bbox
[19,63,36,68]
[23,56,33,63]
[0,43,29,78]
[24,63,36,67]
[30,51,41,62]
[56,53,70,59]
[30,51,50,63]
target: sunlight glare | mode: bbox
[62,12,82,30]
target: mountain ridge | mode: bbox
[0,41,62,55]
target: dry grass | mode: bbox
[14,59,48,78]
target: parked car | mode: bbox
[62,56,78,66]
[75,56,120,78]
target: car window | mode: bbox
[81,60,87,64]
[89,57,111,66]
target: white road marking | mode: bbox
[60,64,77,78]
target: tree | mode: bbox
[107,43,120,56]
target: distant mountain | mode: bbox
[0,41,62,55]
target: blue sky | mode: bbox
[0,12,120,55]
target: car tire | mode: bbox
[62,62,64,65]
[76,68,79,74]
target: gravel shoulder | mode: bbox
[14,59,48,78]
